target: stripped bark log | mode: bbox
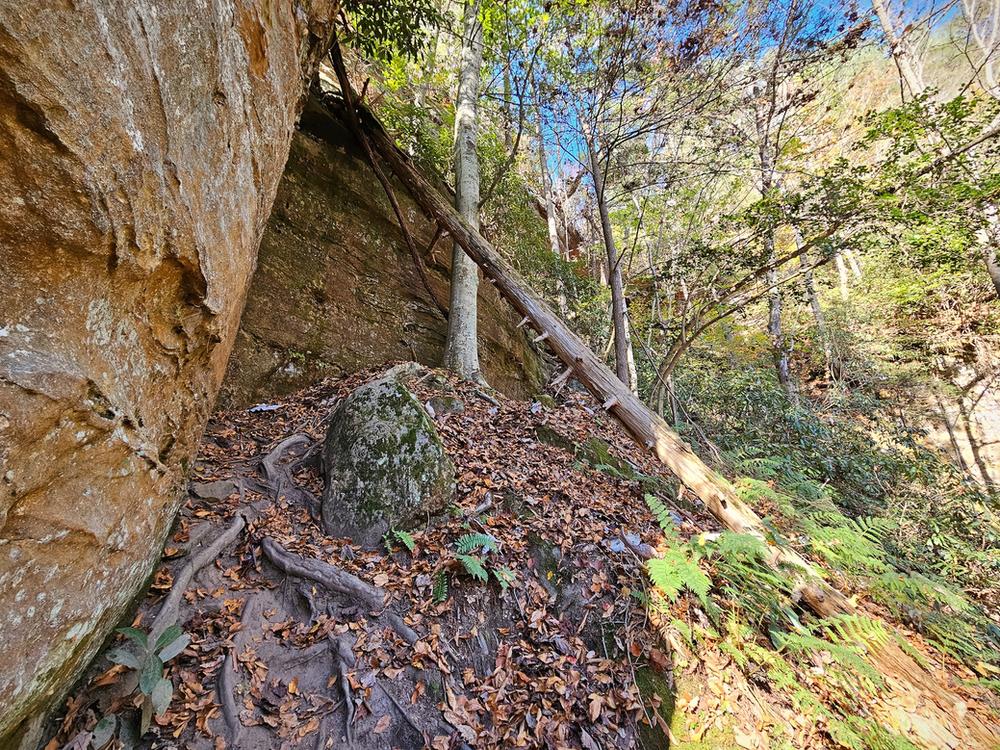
[332,95,853,619]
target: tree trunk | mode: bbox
[796,231,835,379]
[351,98,854,620]
[584,122,635,391]
[767,240,797,402]
[444,0,484,381]
[0,1,334,742]
[535,88,568,316]
[871,0,925,99]
[835,250,851,300]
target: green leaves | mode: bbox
[157,632,190,662]
[455,532,497,554]
[106,646,142,670]
[151,677,174,716]
[139,653,163,695]
[341,0,441,62]
[392,529,417,553]
[457,554,489,582]
[647,549,711,607]
[91,715,116,749]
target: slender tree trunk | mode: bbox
[583,122,635,390]
[982,208,1000,298]
[796,230,835,379]
[756,120,796,400]
[871,0,925,99]
[835,250,850,301]
[535,88,568,316]
[503,67,513,152]
[766,239,796,401]
[845,248,863,279]
[444,0,484,381]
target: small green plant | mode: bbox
[432,570,449,603]
[107,624,189,735]
[385,528,416,553]
[436,532,516,596]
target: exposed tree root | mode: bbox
[261,433,320,516]
[150,511,247,642]
[218,647,241,745]
[330,636,357,746]
[377,681,425,738]
[260,537,419,644]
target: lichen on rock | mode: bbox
[321,366,455,547]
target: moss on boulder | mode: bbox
[321,371,455,547]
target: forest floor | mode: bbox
[44,365,1000,750]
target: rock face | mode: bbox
[219,99,546,406]
[0,1,334,742]
[322,367,455,547]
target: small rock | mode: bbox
[189,479,237,500]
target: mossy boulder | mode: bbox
[322,374,455,547]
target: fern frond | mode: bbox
[457,553,489,582]
[455,533,497,555]
[392,529,416,552]
[492,566,516,591]
[432,570,448,603]
[647,549,711,607]
[644,493,680,539]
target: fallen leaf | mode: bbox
[374,715,391,734]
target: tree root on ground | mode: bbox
[218,647,241,745]
[150,510,247,642]
[260,537,419,644]
[330,636,357,746]
[261,433,320,516]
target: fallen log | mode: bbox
[321,91,852,619]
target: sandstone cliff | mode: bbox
[0,1,334,742]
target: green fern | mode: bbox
[455,532,497,555]
[432,570,448,603]
[644,493,680,540]
[492,565,516,591]
[647,549,711,607]
[457,553,489,582]
[814,613,889,650]
[391,529,416,552]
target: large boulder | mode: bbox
[0,1,334,742]
[322,369,455,547]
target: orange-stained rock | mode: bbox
[0,1,334,742]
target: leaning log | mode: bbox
[328,94,853,619]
